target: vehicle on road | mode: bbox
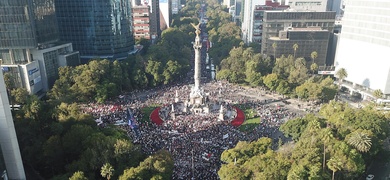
[366,174,374,180]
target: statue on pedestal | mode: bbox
[218,105,224,121]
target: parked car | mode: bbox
[366,174,374,180]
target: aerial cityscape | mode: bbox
[1,0,390,179]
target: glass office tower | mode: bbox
[0,0,37,50]
[55,0,135,61]
[0,0,80,95]
[32,0,60,44]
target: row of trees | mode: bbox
[205,1,242,65]
[13,96,174,180]
[219,102,390,179]
[13,97,145,179]
[69,150,173,180]
[49,27,194,103]
[217,47,338,102]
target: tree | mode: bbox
[310,63,318,75]
[23,95,43,120]
[346,131,372,153]
[245,59,262,86]
[120,150,173,180]
[273,55,295,79]
[327,157,343,180]
[293,43,299,58]
[69,171,88,180]
[3,72,15,91]
[373,89,383,99]
[216,69,233,81]
[11,88,29,105]
[101,163,114,180]
[288,58,309,85]
[335,68,348,88]
[276,80,290,97]
[272,42,277,59]
[321,128,333,171]
[263,73,280,91]
[279,116,310,141]
[3,72,16,108]
[310,51,318,65]
[163,60,182,84]
[145,60,164,86]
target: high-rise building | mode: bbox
[327,0,343,17]
[267,27,331,66]
[0,60,26,180]
[241,0,288,44]
[159,0,171,31]
[0,0,80,95]
[233,0,242,24]
[149,0,161,42]
[261,10,335,64]
[334,0,390,97]
[55,0,134,61]
[250,2,289,45]
[242,0,265,44]
[171,0,181,14]
[133,6,151,40]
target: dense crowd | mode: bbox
[79,80,302,180]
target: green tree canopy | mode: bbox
[119,150,174,180]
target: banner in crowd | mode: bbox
[127,108,138,129]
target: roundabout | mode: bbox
[150,105,245,128]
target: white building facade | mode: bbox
[335,0,390,96]
[288,0,328,11]
[159,0,171,30]
[242,0,266,44]
[0,60,26,180]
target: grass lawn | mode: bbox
[239,117,261,132]
[140,105,160,123]
[235,104,261,132]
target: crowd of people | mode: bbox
[79,80,303,180]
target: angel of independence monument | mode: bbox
[189,23,209,114]
[151,22,235,125]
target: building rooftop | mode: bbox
[289,27,325,31]
[133,5,149,8]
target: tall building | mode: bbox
[55,0,134,61]
[223,0,235,8]
[0,0,80,95]
[0,60,26,180]
[132,0,160,42]
[159,0,171,31]
[267,27,331,66]
[133,6,151,40]
[250,2,289,45]
[233,0,242,24]
[334,0,390,97]
[242,0,265,44]
[171,0,181,14]
[327,0,343,17]
[261,10,336,64]
[241,0,288,44]
[149,0,161,41]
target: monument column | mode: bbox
[0,60,26,179]
[192,23,202,91]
